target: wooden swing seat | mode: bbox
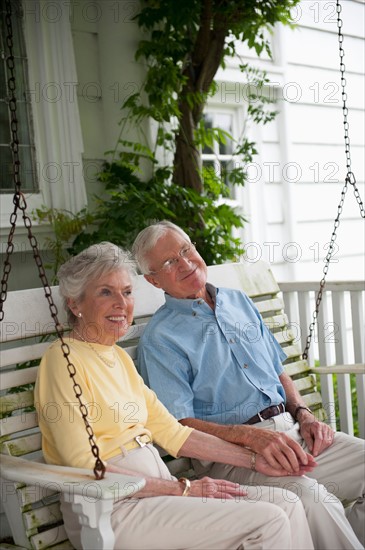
[1,260,363,549]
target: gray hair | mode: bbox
[57,242,136,326]
[132,221,191,274]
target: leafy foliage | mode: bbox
[33,206,94,282]
[46,0,300,265]
[70,162,245,266]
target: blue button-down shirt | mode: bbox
[137,285,287,424]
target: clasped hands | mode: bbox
[242,418,334,477]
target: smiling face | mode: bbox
[144,230,208,299]
[68,269,134,345]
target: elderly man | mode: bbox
[133,220,365,550]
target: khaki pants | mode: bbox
[62,444,313,550]
[194,412,365,550]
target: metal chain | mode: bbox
[0,0,105,480]
[302,0,365,360]
[0,0,22,314]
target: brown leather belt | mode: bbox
[244,403,285,425]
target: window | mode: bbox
[202,110,241,198]
[0,0,87,230]
[0,0,37,193]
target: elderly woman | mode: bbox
[35,242,315,550]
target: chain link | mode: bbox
[0,0,105,480]
[302,0,365,360]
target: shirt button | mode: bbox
[229,338,235,344]
[192,312,197,316]
[243,364,248,368]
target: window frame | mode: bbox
[0,0,87,233]
[201,103,246,212]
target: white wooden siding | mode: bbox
[235,0,365,282]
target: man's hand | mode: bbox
[298,415,335,456]
[243,427,313,473]
[179,415,315,473]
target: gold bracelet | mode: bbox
[250,452,256,472]
[178,477,191,497]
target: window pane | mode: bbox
[0,100,9,142]
[14,101,30,143]
[215,113,233,155]
[19,145,37,189]
[0,145,37,192]
[202,113,214,154]
[0,145,13,191]
[0,59,6,97]
[221,160,235,190]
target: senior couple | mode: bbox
[36,221,365,550]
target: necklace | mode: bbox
[73,328,117,368]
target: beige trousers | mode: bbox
[194,413,365,550]
[62,444,314,550]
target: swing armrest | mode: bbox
[1,454,146,549]
[0,453,146,499]
[309,363,365,375]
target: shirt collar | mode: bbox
[164,283,218,312]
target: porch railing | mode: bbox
[279,280,365,439]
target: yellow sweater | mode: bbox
[35,338,193,469]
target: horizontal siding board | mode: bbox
[288,103,364,145]
[287,27,364,73]
[286,65,364,110]
[295,184,365,223]
[290,143,365,182]
[293,0,364,37]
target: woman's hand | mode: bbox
[242,426,312,473]
[188,477,247,499]
[255,452,317,477]
[107,464,246,500]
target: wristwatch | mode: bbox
[294,405,313,422]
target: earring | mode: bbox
[78,312,82,318]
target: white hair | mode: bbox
[57,242,136,326]
[132,221,191,274]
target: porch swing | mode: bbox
[0,0,364,549]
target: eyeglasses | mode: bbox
[149,243,197,275]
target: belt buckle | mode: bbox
[135,435,147,448]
